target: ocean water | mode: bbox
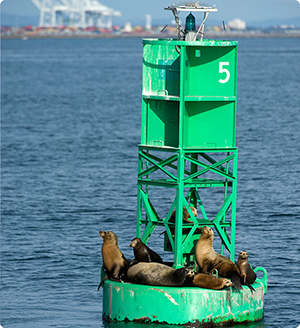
[1,37,300,328]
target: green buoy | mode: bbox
[101,5,267,326]
[102,267,267,325]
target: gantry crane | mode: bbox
[31,0,121,27]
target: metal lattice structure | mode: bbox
[31,0,121,27]
[137,38,239,268]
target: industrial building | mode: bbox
[31,0,121,28]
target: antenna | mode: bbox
[164,4,217,41]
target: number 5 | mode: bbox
[219,62,230,83]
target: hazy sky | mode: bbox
[1,0,300,25]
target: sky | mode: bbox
[1,0,300,26]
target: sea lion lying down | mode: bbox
[127,262,195,287]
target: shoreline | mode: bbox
[2,32,300,40]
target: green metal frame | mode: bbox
[137,147,238,267]
[137,39,238,268]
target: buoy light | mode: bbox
[185,13,196,31]
[185,12,197,41]
[164,5,218,40]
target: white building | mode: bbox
[145,14,152,30]
[123,22,132,32]
[228,18,246,30]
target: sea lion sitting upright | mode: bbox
[97,231,129,290]
[237,251,256,291]
[195,226,242,290]
[192,273,233,290]
[127,262,195,287]
[130,237,163,263]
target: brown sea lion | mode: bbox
[237,251,256,291]
[97,231,130,290]
[169,207,201,234]
[192,273,233,290]
[129,237,163,263]
[169,206,198,224]
[195,226,242,289]
[127,262,195,287]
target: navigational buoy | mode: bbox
[100,5,268,326]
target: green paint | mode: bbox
[138,39,240,266]
[102,268,267,325]
[102,38,267,325]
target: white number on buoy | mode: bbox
[218,62,230,83]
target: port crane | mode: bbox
[31,0,121,28]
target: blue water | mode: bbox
[1,37,300,328]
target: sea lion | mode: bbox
[130,237,163,263]
[97,230,130,290]
[237,251,256,291]
[195,226,242,289]
[170,206,198,224]
[169,206,201,234]
[127,262,195,287]
[192,273,233,290]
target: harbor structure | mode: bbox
[30,0,121,28]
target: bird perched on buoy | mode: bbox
[130,237,163,263]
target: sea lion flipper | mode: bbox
[241,274,247,284]
[97,274,108,291]
[208,260,223,274]
[110,277,122,282]
[111,264,122,280]
[244,282,255,293]
[231,272,243,290]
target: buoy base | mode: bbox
[102,268,267,326]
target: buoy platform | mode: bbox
[102,267,267,326]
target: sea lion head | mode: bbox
[183,207,198,221]
[239,251,249,260]
[191,207,198,217]
[180,267,196,285]
[224,279,234,287]
[201,226,214,238]
[99,231,118,244]
[183,266,196,278]
[129,237,142,248]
